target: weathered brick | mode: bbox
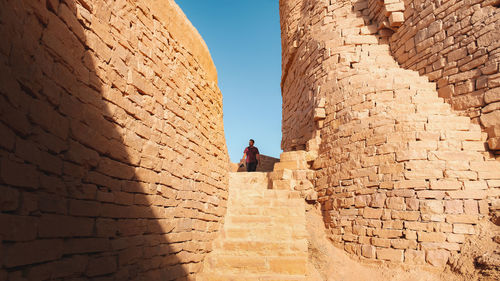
[86,256,118,277]
[0,214,37,241]
[0,186,19,211]
[453,224,475,234]
[3,239,63,268]
[417,231,447,242]
[426,249,450,267]
[0,158,39,189]
[377,248,404,262]
[363,207,383,219]
[405,249,426,264]
[39,215,94,238]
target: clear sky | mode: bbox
[176,0,282,163]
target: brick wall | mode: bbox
[280,0,328,152]
[0,0,228,280]
[280,0,500,266]
[388,0,500,152]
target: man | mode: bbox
[242,139,260,172]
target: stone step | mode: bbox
[273,160,308,171]
[270,179,294,190]
[199,171,307,279]
[269,169,293,180]
[280,151,307,161]
[212,240,308,255]
[229,198,305,209]
[230,189,301,199]
[223,227,307,241]
[229,172,269,183]
[229,206,304,217]
[197,272,306,281]
[203,255,308,275]
[225,215,305,226]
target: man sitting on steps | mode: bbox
[241,139,260,172]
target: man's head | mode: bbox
[249,139,254,146]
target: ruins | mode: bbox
[0,0,499,280]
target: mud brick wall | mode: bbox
[0,0,228,280]
[389,0,500,152]
[280,0,500,266]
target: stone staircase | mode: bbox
[197,172,308,281]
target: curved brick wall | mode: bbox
[389,0,500,152]
[280,0,328,152]
[0,0,228,280]
[280,0,500,266]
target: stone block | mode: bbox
[86,256,117,277]
[363,207,383,219]
[39,214,94,238]
[345,35,379,45]
[447,233,466,243]
[463,200,479,215]
[377,248,404,262]
[470,161,500,179]
[444,200,463,214]
[446,190,487,200]
[371,237,391,248]
[386,197,405,210]
[420,200,444,214]
[370,193,387,208]
[392,211,420,221]
[280,151,307,162]
[394,180,428,189]
[488,137,500,150]
[453,224,475,234]
[426,249,450,267]
[446,214,479,224]
[0,214,37,242]
[362,244,376,258]
[0,158,39,189]
[3,239,63,268]
[405,249,426,264]
[416,191,446,200]
[0,186,19,211]
[429,180,462,190]
[272,180,293,190]
[374,229,403,238]
[417,232,446,242]
[391,239,417,249]
[406,198,419,211]
[269,169,293,180]
[274,161,307,171]
[389,12,404,27]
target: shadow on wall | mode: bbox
[0,0,187,279]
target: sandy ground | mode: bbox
[304,204,500,281]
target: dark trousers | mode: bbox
[246,162,257,172]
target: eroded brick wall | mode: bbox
[389,0,500,152]
[280,0,500,266]
[0,0,228,279]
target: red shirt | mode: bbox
[244,146,259,163]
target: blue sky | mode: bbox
[176,0,282,163]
